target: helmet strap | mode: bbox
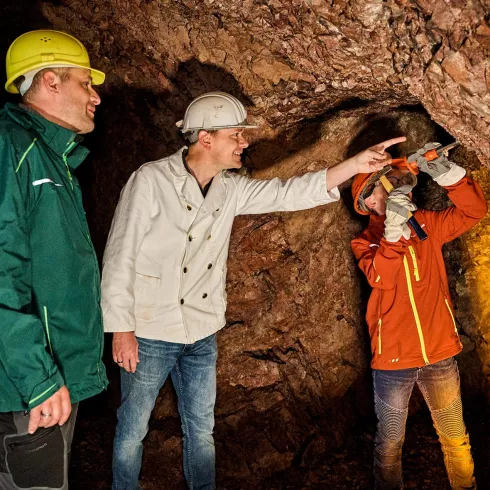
[19,64,74,96]
[19,68,42,96]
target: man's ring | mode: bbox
[116,360,123,364]
[41,412,51,418]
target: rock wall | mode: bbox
[40,0,490,164]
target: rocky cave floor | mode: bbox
[70,387,490,490]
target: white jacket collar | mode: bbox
[168,147,227,220]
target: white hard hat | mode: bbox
[176,92,257,134]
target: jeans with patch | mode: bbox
[0,404,78,490]
[112,334,217,490]
[373,357,475,489]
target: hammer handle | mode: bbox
[379,175,428,241]
[407,216,428,241]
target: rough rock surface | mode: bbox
[39,0,490,165]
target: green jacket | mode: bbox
[0,103,108,412]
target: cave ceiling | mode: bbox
[39,0,490,164]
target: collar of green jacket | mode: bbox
[3,103,89,170]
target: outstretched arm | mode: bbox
[234,137,407,216]
[326,137,406,191]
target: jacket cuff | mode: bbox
[323,168,341,202]
[102,304,136,333]
[27,370,65,409]
[103,326,136,333]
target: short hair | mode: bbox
[15,67,71,102]
[184,129,218,145]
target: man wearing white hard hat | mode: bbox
[102,91,405,489]
[0,30,107,489]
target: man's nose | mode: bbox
[90,87,101,106]
[239,135,249,148]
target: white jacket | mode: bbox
[101,147,340,343]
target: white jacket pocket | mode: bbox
[134,273,161,321]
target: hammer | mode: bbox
[378,142,460,242]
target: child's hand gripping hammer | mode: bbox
[378,141,460,242]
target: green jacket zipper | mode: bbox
[62,141,76,190]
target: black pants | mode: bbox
[0,404,78,489]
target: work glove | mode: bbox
[384,188,417,242]
[408,142,466,186]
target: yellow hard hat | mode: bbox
[5,30,105,94]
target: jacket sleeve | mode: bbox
[101,169,153,332]
[426,176,488,245]
[0,136,64,409]
[351,233,408,289]
[233,168,340,216]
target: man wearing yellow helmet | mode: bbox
[0,30,107,489]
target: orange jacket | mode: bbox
[351,177,487,370]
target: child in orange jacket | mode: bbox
[351,143,487,489]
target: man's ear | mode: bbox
[198,130,212,150]
[41,70,61,95]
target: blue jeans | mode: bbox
[112,334,217,490]
[373,357,475,489]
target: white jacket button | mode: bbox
[188,235,193,242]
[207,263,212,269]
[180,298,185,304]
[202,293,208,299]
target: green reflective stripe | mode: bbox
[29,383,57,406]
[43,306,53,355]
[62,142,76,189]
[15,138,37,173]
